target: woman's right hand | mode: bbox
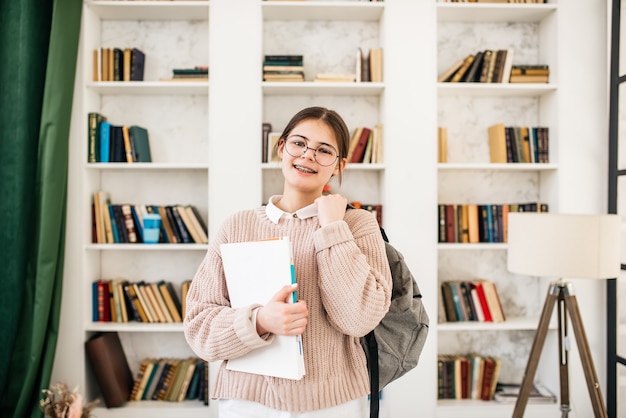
[256,284,308,336]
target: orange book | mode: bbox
[467,204,480,243]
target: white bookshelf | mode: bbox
[436,1,561,415]
[54,1,609,417]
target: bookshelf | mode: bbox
[260,1,386,206]
[436,1,561,416]
[54,1,609,417]
[75,1,211,417]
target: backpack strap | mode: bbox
[366,331,380,418]
[346,204,385,418]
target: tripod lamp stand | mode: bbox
[507,213,620,418]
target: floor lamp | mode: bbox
[507,213,620,418]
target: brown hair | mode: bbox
[279,106,350,182]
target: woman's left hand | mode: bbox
[315,194,347,227]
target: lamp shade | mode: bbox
[507,213,621,279]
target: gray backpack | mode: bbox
[360,227,430,418]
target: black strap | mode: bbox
[367,331,379,418]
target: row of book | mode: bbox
[92,279,189,323]
[439,49,515,83]
[263,54,304,82]
[438,354,502,401]
[440,279,505,323]
[488,124,549,163]
[130,357,208,404]
[350,201,383,228]
[93,47,145,82]
[92,192,208,245]
[87,112,152,163]
[356,47,383,83]
[439,47,550,84]
[161,66,208,82]
[347,125,383,164]
[437,202,549,244]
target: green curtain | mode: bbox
[0,0,82,417]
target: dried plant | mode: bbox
[39,382,98,418]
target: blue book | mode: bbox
[99,121,111,162]
[108,204,120,243]
[92,281,99,322]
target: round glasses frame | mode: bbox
[283,135,340,166]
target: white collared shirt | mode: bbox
[266,195,318,224]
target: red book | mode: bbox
[473,281,492,322]
[480,357,496,401]
[97,280,111,322]
[445,205,456,243]
[349,127,372,163]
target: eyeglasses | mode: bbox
[284,135,339,166]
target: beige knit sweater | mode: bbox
[183,206,392,412]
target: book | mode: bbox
[438,58,464,83]
[438,127,447,163]
[479,50,493,83]
[157,205,177,243]
[158,280,183,322]
[159,359,182,400]
[110,125,125,162]
[143,359,167,400]
[181,279,191,319]
[369,48,383,82]
[488,123,507,163]
[262,122,272,163]
[184,205,208,244]
[88,112,106,163]
[220,237,305,380]
[500,48,515,83]
[133,359,157,401]
[129,125,151,162]
[150,360,173,400]
[134,282,156,322]
[85,332,134,408]
[99,120,111,163]
[509,74,550,83]
[360,47,371,82]
[93,191,110,244]
[349,127,372,163]
[113,48,123,81]
[463,50,484,82]
[123,48,131,81]
[120,204,138,243]
[121,126,134,163]
[176,204,205,244]
[130,48,145,81]
[476,279,505,322]
[169,206,193,243]
[450,54,475,83]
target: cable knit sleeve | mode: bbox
[183,215,274,363]
[313,209,392,337]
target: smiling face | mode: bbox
[278,118,346,199]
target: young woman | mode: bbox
[184,106,392,417]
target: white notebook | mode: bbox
[220,237,305,380]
